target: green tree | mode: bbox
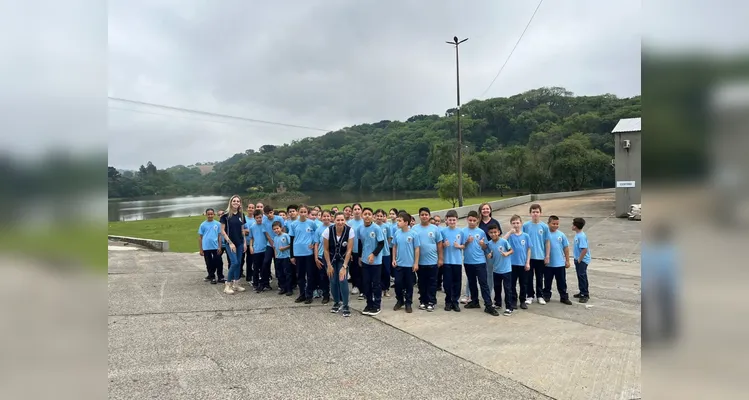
[436,173,479,208]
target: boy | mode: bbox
[523,204,551,305]
[374,209,393,298]
[543,215,573,305]
[278,210,287,220]
[433,215,442,226]
[412,207,443,312]
[572,217,591,303]
[504,215,532,309]
[462,211,499,316]
[288,205,320,304]
[487,224,514,315]
[263,206,286,294]
[440,210,463,312]
[392,212,420,313]
[198,208,224,284]
[357,207,386,315]
[248,209,270,292]
[314,210,333,304]
[272,221,293,296]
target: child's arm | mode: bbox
[392,245,398,266]
[578,248,588,263]
[437,240,444,266]
[525,247,531,270]
[323,238,332,266]
[249,238,255,253]
[544,239,551,263]
[198,234,204,255]
[503,248,514,257]
[563,245,570,268]
[413,247,420,270]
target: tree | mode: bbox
[436,173,479,208]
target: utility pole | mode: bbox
[446,36,468,207]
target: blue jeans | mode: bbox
[226,244,244,282]
[329,260,349,307]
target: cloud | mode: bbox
[107,0,643,170]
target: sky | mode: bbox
[105,0,645,170]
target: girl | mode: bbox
[388,208,399,283]
[343,205,352,221]
[288,204,318,304]
[323,212,355,317]
[313,210,333,304]
[220,195,247,294]
[242,202,256,279]
[348,203,365,298]
[392,212,420,313]
[198,208,224,284]
[375,209,392,298]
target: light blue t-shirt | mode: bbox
[273,233,291,258]
[247,221,268,253]
[198,220,221,250]
[462,227,488,265]
[548,230,569,267]
[289,219,318,257]
[507,232,532,266]
[440,227,464,265]
[263,215,285,244]
[315,223,331,259]
[393,229,420,267]
[412,223,443,266]
[487,238,513,274]
[574,231,591,264]
[377,222,392,257]
[348,218,364,252]
[358,222,385,265]
[388,222,398,247]
[523,221,551,260]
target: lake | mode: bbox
[108,191,498,221]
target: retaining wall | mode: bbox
[108,235,170,252]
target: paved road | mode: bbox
[108,193,641,399]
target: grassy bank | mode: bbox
[108,195,506,253]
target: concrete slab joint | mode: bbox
[108,235,169,252]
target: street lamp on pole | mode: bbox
[446,36,468,207]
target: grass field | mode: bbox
[108,195,506,253]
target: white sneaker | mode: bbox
[525,298,533,305]
[538,297,546,305]
[351,287,360,295]
[224,283,235,295]
[233,282,246,292]
[459,295,470,304]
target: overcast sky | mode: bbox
[105,0,646,170]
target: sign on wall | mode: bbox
[616,181,636,188]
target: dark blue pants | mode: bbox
[277,258,293,293]
[380,255,392,291]
[295,255,312,296]
[574,260,590,297]
[304,256,322,299]
[202,249,224,280]
[442,264,462,305]
[542,267,569,301]
[464,263,492,307]
[349,252,362,290]
[362,263,382,309]
[389,248,395,278]
[417,265,438,305]
[527,259,546,299]
[511,265,528,305]
[394,266,415,305]
[268,247,282,288]
[251,252,265,287]
[318,258,331,298]
[493,272,513,309]
[262,246,273,284]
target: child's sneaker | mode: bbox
[520,302,528,309]
[419,303,426,310]
[525,298,533,305]
[362,306,373,316]
[459,295,470,304]
[573,293,582,298]
[369,308,381,316]
[538,297,546,305]
[342,307,351,317]
[561,299,572,305]
[484,306,499,316]
[503,309,512,316]
[426,304,434,312]
[579,296,589,303]
[330,303,341,313]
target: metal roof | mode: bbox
[612,117,641,133]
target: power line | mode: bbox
[108,96,330,132]
[477,0,544,99]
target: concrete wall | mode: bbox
[108,235,170,252]
[613,131,642,217]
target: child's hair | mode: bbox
[362,207,373,214]
[321,209,332,217]
[397,211,412,224]
[510,214,522,223]
[548,215,560,223]
[466,210,479,219]
[253,209,264,217]
[298,204,308,212]
[343,205,352,212]
[205,208,215,214]
[374,208,386,216]
[352,203,362,210]
[287,204,298,212]
[225,194,243,216]
[429,217,435,223]
[572,217,586,229]
[487,223,500,232]
[263,205,273,214]
[272,221,283,228]
[314,205,322,211]
[445,210,458,219]
[389,207,399,215]
[529,203,542,212]
[418,207,431,215]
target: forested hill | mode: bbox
[108,86,640,198]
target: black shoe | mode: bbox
[210,279,217,284]
[362,306,372,315]
[285,291,293,297]
[240,273,245,278]
[465,301,480,309]
[304,298,313,304]
[579,296,589,303]
[322,296,330,305]
[255,287,263,293]
[573,293,582,298]
[452,303,461,312]
[561,299,573,305]
[485,306,500,316]
[277,289,286,295]
[342,307,351,317]
[218,278,226,283]
[204,276,211,281]
[393,301,404,311]
[369,308,381,316]
[444,303,453,312]
[544,297,551,303]
[294,296,305,303]
[330,303,341,313]
[405,304,413,313]
[520,302,528,309]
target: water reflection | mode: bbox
[109,196,227,221]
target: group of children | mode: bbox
[197,197,592,318]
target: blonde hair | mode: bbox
[225,194,243,216]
